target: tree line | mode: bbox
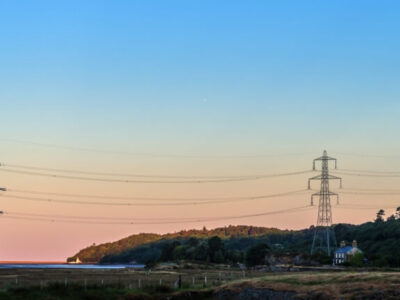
[75,208,400,268]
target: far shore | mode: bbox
[0,261,67,264]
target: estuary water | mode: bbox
[0,264,145,269]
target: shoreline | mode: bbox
[0,261,66,265]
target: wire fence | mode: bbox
[0,269,265,291]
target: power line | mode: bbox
[3,211,201,221]
[333,171,400,178]
[336,204,400,210]
[2,138,313,159]
[338,168,400,175]
[6,187,306,202]
[1,189,308,206]
[342,187,400,193]
[340,191,400,196]
[337,152,400,159]
[0,194,226,206]
[0,167,313,184]
[1,162,315,180]
[0,163,252,179]
[0,205,313,225]
[312,188,400,196]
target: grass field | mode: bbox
[214,271,400,299]
[0,268,258,294]
[1,269,400,299]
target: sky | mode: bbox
[1,1,400,261]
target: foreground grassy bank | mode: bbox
[1,269,400,299]
[0,284,210,300]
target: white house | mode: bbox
[334,240,362,265]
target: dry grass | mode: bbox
[0,268,261,290]
[1,269,400,299]
[215,271,400,299]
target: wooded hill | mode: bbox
[67,225,287,263]
[68,210,400,267]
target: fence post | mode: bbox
[84,278,87,291]
[64,278,68,287]
[192,277,195,286]
[178,274,182,289]
[138,278,141,289]
[204,275,207,287]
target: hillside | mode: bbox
[67,225,288,263]
[69,213,400,267]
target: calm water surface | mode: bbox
[0,264,145,269]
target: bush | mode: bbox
[245,243,270,267]
[213,250,225,263]
[350,253,364,267]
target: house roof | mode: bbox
[335,246,353,254]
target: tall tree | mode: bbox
[395,207,400,220]
[375,209,385,222]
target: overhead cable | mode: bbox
[2,139,312,159]
[1,189,308,206]
[1,206,313,225]
[0,168,313,184]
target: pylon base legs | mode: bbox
[311,226,337,256]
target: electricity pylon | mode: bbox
[308,150,342,255]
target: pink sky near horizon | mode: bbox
[0,144,398,261]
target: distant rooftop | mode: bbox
[335,246,353,254]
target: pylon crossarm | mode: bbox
[314,156,336,161]
[309,175,322,182]
[311,193,320,206]
[334,194,339,205]
[308,175,322,189]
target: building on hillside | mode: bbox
[333,240,362,265]
[69,257,82,264]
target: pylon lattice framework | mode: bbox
[308,150,342,255]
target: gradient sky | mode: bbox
[1,1,400,261]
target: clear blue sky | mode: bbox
[1,0,400,156]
